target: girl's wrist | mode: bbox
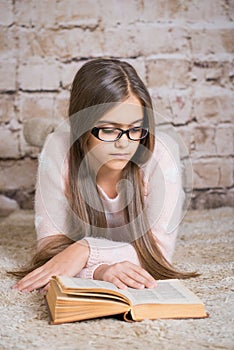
[93,264,109,280]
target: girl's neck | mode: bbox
[96,168,123,199]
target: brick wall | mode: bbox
[0,0,233,210]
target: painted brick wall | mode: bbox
[0,0,233,210]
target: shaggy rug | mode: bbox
[0,207,233,350]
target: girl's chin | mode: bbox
[104,159,129,170]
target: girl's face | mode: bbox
[86,95,144,172]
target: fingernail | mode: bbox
[12,285,18,290]
[21,289,28,293]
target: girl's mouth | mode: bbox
[110,153,130,159]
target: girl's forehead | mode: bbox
[98,101,144,125]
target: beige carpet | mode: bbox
[0,207,233,350]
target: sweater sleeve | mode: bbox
[143,132,184,263]
[76,237,140,279]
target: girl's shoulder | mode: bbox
[40,123,70,162]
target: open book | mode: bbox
[46,276,207,324]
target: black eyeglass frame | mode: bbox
[91,126,149,142]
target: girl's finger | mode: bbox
[110,276,128,290]
[14,265,45,287]
[14,268,50,291]
[128,263,156,287]
[124,269,148,285]
[41,283,50,292]
[127,269,156,288]
[21,274,52,292]
[118,272,145,289]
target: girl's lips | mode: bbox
[110,153,130,159]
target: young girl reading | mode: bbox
[13,58,197,293]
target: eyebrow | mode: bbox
[96,119,144,126]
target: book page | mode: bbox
[56,276,123,293]
[55,277,203,307]
[121,279,204,306]
[55,276,133,303]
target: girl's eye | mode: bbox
[102,128,116,134]
[131,127,141,132]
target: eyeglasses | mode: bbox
[91,126,149,142]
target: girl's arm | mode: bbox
[76,237,141,279]
[76,238,156,289]
[13,239,90,292]
[14,234,153,291]
[13,132,91,292]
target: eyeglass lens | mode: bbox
[98,127,147,141]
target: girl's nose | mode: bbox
[115,133,129,148]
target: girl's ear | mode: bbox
[23,118,60,148]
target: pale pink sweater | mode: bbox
[35,127,184,279]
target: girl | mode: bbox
[12,58,197,292]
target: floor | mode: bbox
[0,207,233,350]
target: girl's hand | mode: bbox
[12,240,89,292]
[93,261,157,290]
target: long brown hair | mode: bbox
[11,58,198,279]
